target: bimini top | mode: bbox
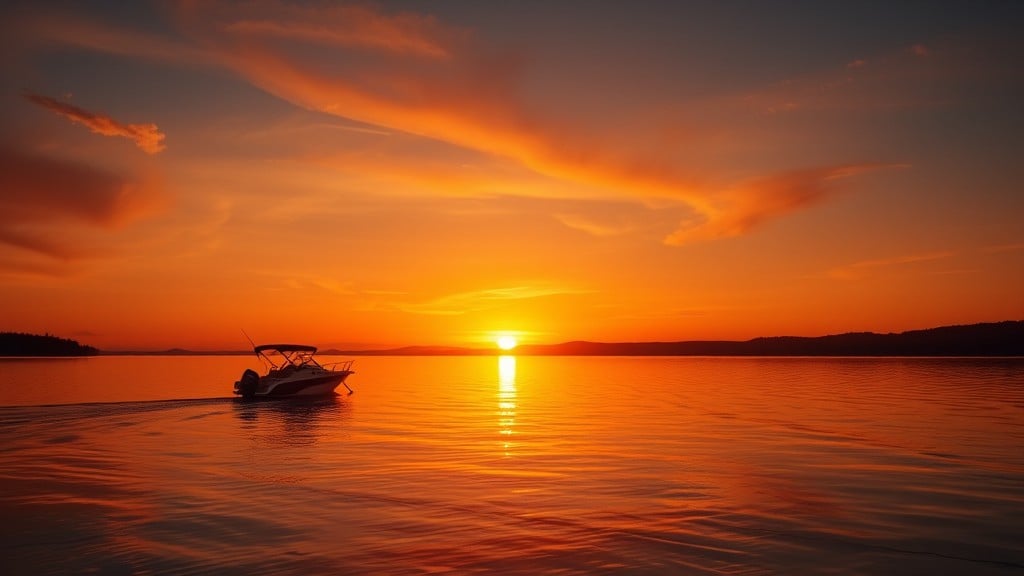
[254,344,318,354]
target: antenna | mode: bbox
[241,329,257,354]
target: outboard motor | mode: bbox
[237,368,260,399]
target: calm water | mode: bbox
[1,356,1023,575]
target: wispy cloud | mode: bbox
[19,2,939,247]
[258,272,356,295]
[0,251,81,279]
[666,164,905,245]
[555,213,634,237]
[0,227,91,261]
[392,285,584,315]
[829,251,957,280]
[221,3,460,58]
[25,93,166,154]
[177,2,903,245]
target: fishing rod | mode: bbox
[240,329,258,355]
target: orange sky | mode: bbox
[1,1,1022,350]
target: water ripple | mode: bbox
[1,356,1022,574]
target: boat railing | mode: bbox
[323,359,355,372]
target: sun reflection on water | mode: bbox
[497,355,516,455]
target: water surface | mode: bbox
[1,356,1022,574]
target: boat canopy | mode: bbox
[253,344,324,371]
[254,344,318,354]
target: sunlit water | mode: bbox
[1,356,1023,575]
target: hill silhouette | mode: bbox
[328,321,1024,357]
[0,332,99,356]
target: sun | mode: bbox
[496,335,518,351]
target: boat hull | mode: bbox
[234,370,353,398]
[261,372,350,397]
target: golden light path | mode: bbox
[498,355,517,456]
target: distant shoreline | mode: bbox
[89,320,1024,357]
[0,332,99,357]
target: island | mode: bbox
[0,332,99,356]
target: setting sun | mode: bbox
[496,336,518,350]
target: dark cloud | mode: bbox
[0,147,139,226]
[0,147,162,263]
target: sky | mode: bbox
[1,1,1022,351]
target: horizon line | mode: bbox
[91,319,1024,355]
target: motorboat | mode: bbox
[233,344,354,399]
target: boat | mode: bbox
[233,344,354,399]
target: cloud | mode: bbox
[392,285,583,315]
[20,2,921,246]
[0,147,163,262]
[176,2,948,245]
[258,272,356,295]
[221,3,460,58]
[0,252,81,279]
[0,227,91,261]
[171,3,720,207]
[0,147,157,227]
[13,9,205,64]
[828,250,956,280]
[25,93,166,154]
[665,164,905,245]
[554,213,634,237]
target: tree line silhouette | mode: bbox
[0,332,99,356]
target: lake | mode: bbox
[1,355,1022,574]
